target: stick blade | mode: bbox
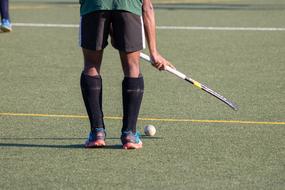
[227,100,239,111]
[200,83,239,111]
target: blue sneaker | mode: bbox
[85,128,106,148]
[1,19,12,32]
[121,131,143,150]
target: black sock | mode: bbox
[122,77,144,133]
[80,72,104,132]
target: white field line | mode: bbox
[13,23,285,31]
[157,26,285,31]
[13,23,79,28]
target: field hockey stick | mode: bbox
[140,53,238,111]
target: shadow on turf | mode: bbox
[141,135,163,139]
[0,143,123,149]
[0,137,86,140]
[0,143,84,149]
[0,137,124,141]
[0,136,163,140]
[0,136,162,149]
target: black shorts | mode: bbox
[79,11,144,52]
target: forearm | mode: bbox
[142,0,158,55]
[142,0,174,70]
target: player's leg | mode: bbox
[0,0,12,32]
[120,51,144,133]
[80,11,110,148]
[111,11,144,149]
[120,51,144,149]
[81,49,105,130]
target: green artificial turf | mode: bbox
[0,1,284,189]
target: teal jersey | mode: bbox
[80,0,143,16]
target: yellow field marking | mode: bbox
[0,112,284,125]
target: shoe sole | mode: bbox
[85,140,106,148]
[1,26,12,32]
[122,142,143,150]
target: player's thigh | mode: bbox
[80,11,111,51]
[111,11,144,53]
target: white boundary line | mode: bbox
[13,23,285,31]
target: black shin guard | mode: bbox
[80,73,104,131]
[122,77,144,133]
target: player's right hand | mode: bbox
[150,53,175,71]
